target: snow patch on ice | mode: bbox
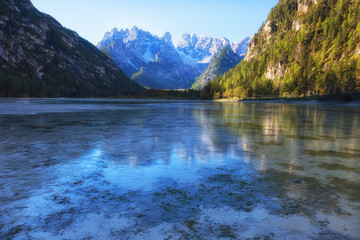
[59,213,133,240]
[200,207,320,239]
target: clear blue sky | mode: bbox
[31,0,278,45]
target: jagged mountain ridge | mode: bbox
[191,46,243,90]
[97,27,250,89]
[0,0,142,97]
[97,27,197,89]
[177,34,250,66]
[205,0,360,99]
[97,27,178,78]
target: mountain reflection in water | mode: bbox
[0,99,359,239]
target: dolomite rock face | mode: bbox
[98,27,250,89]
[245,0,319,62]
[245,21,273,62]
[292,19,302,31]
[265,62,286,80]
[177,34,250,65]
[297,0,318,14]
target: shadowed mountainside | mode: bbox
[0,0,143,97]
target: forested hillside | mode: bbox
[204,0,360,99]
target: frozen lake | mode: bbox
[0,98,359,239]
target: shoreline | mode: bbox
[1,96,360,107]
[214,95,360,106]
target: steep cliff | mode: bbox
[0,0,142,97]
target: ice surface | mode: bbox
[0,99,359,239]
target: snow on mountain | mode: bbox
[230,36,253,57]
[97,26,198,89]
[97,26,250,89]
[177,33,199,49]
[191,46,243,90]
[176,34,250,67]
[97,26,168,77]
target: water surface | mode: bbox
[0,99,359,239]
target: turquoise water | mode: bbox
[0,99,359,239]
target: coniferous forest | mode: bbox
[202,0,360,99]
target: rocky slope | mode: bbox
[98,27,250,89]
[191,46,242,90]
[206,0,360,98]
[98,27,198,89]
[177,34,249,66]
[0,0,142,97]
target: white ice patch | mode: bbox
[316,208,360,239]
[132,223,181,240]
[24,213,134,240]
[200,207,320,239]
[58,213,134,240]
[102,145,211,191]
[21,195,64,218]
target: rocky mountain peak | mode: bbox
[177,33,199,48]
[176,33,249,65]
[98,27,250,89]
[161,32,172,44]
[232,36,252,57]
[128,26,152,41]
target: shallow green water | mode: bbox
[0,99,359,239]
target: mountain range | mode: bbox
[97,27,250,89]
[2,0,357,98]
